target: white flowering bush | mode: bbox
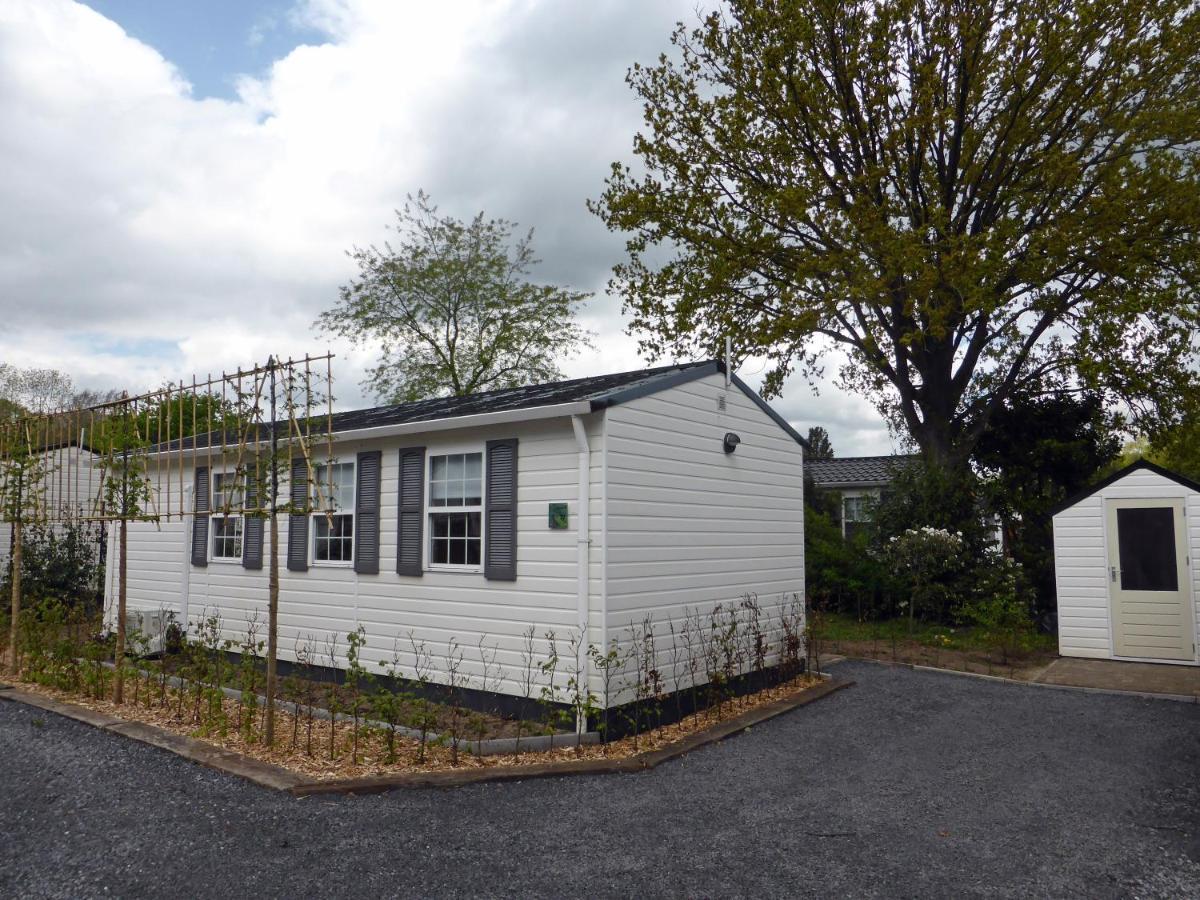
[886,527,965,627]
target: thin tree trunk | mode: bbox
[113,517,127,703]
[8,518,21,675]
[264,360,280,746]
[265,512,279,744]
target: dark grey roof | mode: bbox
[806,454,920,487]
[1047,459,1200,517]
[160,360,808,451]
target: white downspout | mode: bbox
[570,415,590,735]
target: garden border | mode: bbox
[0,677,852,794]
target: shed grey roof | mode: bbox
[806,454,920,487]
[160,360,809,451]
[1047,459,1200,517]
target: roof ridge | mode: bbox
[351,359,717,417]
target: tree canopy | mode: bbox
[318,192,594,403]
[594,0,1200,467]
[806,426,834,459]
[974,389,1121,617]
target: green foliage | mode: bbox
[803,496,892,619]
[128,391,239,442]
[1148,391,1200,482]
[806,426,833,461]
[316,191,594,403]
[593,0,1200,465]
[874,461,995,559]
[956,555,1038,664]
[974,390,1122,620]
[0,517,103,612]
[100,411,153,521]
[886,527,966,627]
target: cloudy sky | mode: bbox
[0,0,899,455]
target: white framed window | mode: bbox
[842,494,869,524]
[427,451,483,569]
[210,471,244,561]
[841,492,877,541]
[311,461,355,565]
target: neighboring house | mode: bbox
[102,360,808,706]
[805,455,918,539]
[0,441,105,575]
[1051,460,1198,666]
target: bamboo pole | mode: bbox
[264,357,279,745]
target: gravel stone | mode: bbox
[1,661,1197,899]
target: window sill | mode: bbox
[208,557,244,565]
[311,561,354,569]
[427,565,484,575]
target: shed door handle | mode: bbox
[1110,566,1117,583]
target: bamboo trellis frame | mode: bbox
[0,353,337,527]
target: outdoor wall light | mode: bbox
[723,432,741,454]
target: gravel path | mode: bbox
[2,661,1197,899]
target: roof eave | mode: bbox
[148,400,594,459]
[1048,458,1200,517]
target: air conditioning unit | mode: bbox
[122,610,166,656]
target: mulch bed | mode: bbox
[0,674,850,794]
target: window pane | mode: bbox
[313,463,354,511]
[464,478,482,506]
[430,512,482,567]
[447,454,464,480]
[430,478,447,507]
[1117,507,1179,591]
[465,453,482,479]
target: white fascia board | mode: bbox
[150,400,594,459]
[326,401,594,444]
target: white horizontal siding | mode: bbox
[1053,468,1200,664]
[603,373,805,703]
[0,447,104,571]
[105,415,603,699]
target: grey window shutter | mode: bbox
[396,446,425,576]
[287,457,309,572]
[191,466,209,567]
[484,438,518,581]
[354,450,382,575]
[242,473,263,570]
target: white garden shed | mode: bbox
[102,360,808,706]
[1052,460,1199,666]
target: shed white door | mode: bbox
[1105,498,1195,661]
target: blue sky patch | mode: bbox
[83,1,321,99]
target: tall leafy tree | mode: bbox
[318,192,594,402]
[806,426,834,460]
[1150,392,1200,481]
[974,390,1121,618]
[594,0,1200,469]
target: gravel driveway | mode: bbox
[2,661,1197,899]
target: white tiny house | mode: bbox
[103,361,808,705]
[1052,460,1200,666]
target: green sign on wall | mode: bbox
[548,502,568,529]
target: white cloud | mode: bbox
[0,0,893,454]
